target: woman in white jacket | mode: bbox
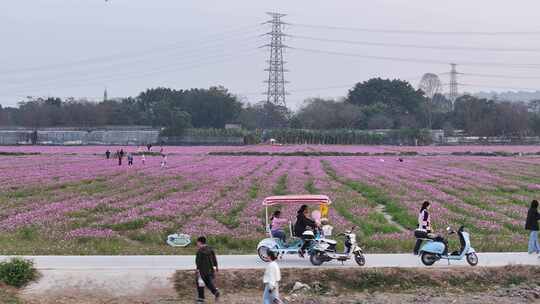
[263,251,281,304]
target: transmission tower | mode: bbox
[449,63,458,109]
[263,12,288,108]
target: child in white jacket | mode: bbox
[263,251,281,304]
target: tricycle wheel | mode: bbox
[466,253,478,266]
[354,252,366,266]
[258,246,272,262]
[421,252,438,266]
[310,252,325,266]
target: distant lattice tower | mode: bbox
[103,88,108,102]
[449,63,459,109]
[263,12,289,108]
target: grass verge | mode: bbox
[174,265,540,297]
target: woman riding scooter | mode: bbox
[294,205,318,258]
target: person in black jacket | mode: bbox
[195,236,220,303]
[294,205,318,257]
[526,200,540,254]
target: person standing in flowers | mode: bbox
[117,150,123,166]
[161,154,167,168]
[127,153,134,166]
[105,149,111,159]
[413,201,432,255]
[263,250,282,304]
[525,200,540,254]
[195,236,220,303]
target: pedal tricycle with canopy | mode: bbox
[257,194,333,262]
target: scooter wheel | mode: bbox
[310,252,325,266]
[354,252,366,266]
[466,253,478,266]
[258,246,271,262]
[421,252,437,266]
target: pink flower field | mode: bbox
[0,145,539,254]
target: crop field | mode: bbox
[0,145,539,254]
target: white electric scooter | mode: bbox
[309,226,366,266]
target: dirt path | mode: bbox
[375,204,407,232]
[18,289,540,304]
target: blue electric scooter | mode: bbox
[419,226,478,266]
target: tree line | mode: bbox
[1,78,539,137]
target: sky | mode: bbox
[1,0,540,109]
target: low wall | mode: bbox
[0,130,160,145]
[160,135,244,146]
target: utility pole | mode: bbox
[449,63,458,109]
[262,12,288,108]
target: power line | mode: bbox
[292,23,540,36]
[0,24,264,76]
[2,36,265,86]
[291,34,540,53]
[241,75,425,96]
[459,83,540,91]
[292,47,540,69]
[460,72,540,80]
[0,49,264,96]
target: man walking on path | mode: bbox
[195,236,220,303]
[263,251,282,304]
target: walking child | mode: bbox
[263,251,282,304]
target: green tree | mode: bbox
[295,98,364,129]
[346,78,427,128]
[160,110,192,136]
[239,102,289,129]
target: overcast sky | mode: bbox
[1,0,540,109]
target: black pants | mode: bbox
[196,272,219,301]
[300,236,313,253]
[413,239,423,255]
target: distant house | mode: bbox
[225,124,242,130]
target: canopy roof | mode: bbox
[263,195,332,206]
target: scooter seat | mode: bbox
[322,239,337,245]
